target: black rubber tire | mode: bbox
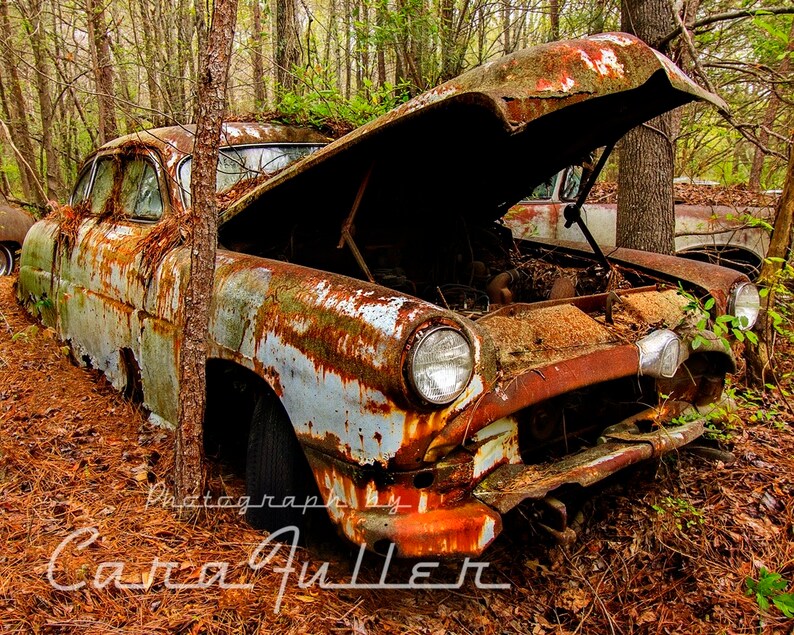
[245,391,317,533]
[0,244,14,276]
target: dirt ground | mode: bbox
[1,274,793,635]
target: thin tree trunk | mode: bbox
[135,0,164,126]
[360,0,370,94]
[273,0,299,97]
[746,135,794,388]
[85,0,119,144]
[343,0,351,97]
[748,21,793,191]
[251,0,267,108]
[616,0,676,254]
[0,0,44,204]
[375,0,386,87]
[22,0,63,198]
[549,0,559,41]
[176,0,239,510]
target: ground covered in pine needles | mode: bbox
[1,275,793,635]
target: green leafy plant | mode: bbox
[745,568,794,618]
[676,285,758,349]
[651,496,705,530]
[273,67,411,133]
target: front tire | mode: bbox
[245,391,318,533]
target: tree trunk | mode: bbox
[343,0,351,97]
[375,0,386,87]
[176,0,239,510]
[273,0,299,97]
[22,0,63,198]
[748,21,793,191]
[616,0,677,254]
[549,0,559,41]
[85,0,119,144]
[745,135,794,388]
[0,0,44,204]
[135,0,165,126]
[251,0,267,108]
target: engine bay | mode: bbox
[230,207,657,318]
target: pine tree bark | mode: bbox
[616,0,677,254]
[748,21,793,191]
[175,0,239,509]
[85,0,119,144]
[746,135,794,387]
[21,0,62,198]
[251,0,267,108]
[273,0,299,96]
[0,0,44,204]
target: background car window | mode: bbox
[521,173,558,201]
[71,164,94,205]
[90,158,117,215]
[120,158,163,221]
[561,166,584,200]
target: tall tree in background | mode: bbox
[748,20,793,191]
[616,0,677,254]
[274,0,299,97]
[0,0,45,205]
[85,0,119,144]
[175,0,239,507]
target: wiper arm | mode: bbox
[563,142,615,269]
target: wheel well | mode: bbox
[677,245,763,278]
[204,359,274,472]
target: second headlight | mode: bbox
[729,282,760,330]
[407,326,474,405]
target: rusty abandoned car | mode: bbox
[18,33,761,557]
[0,202,34,275]
[504,167,771,277]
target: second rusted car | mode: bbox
[19,33,759,557]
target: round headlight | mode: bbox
[729,282,760,330]
[407,326,474,405]
[637,329,687,378]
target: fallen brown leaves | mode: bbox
[590,183,778,209]
[1,274,793,634]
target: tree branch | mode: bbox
[660,7,794,48]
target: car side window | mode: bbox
[522,173,558,201]
[71,164,94,205]
[561,166,584,201]
[120,157,163,221]
[90,158,118,215]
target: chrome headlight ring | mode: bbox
[637,329,688,379]
[406,325,474,406]
[728,281,760,331]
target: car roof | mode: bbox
[95,122,330,166]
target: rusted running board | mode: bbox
[473,411,704,515]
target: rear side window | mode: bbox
[90,158,118,215]
[71,164,94,205]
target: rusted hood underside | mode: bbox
[220,33,725,244]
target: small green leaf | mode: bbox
[704,298,715,310]
[772,594,794,618]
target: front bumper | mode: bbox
[305,400,708,558]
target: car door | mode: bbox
[53,150,174,410]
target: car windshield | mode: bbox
[178,144,323,207]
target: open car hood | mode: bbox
[220,33,725,243]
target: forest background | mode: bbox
[0,0,791,208]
